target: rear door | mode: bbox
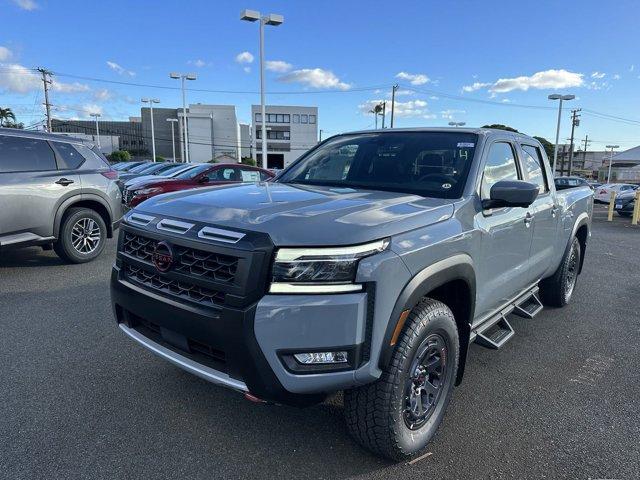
[0,135,80,240]
[474,140,535,318]
[519,143,558,281]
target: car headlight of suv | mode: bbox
[270,238,390,294]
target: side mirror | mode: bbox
[482,180,539,209]
[198,176,209,184]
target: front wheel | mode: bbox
[344,298,459,460]
[54,208,107,263]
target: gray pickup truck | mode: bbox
[111,127,593,460]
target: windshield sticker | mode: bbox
[442,183,452,189]
[457,142,475,148]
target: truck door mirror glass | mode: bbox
[482,180,539,209]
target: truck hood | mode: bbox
[136,182,454,246]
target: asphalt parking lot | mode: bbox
[1,204,639,480]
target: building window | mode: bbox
[255,113,262,123]
[309,115,316,124]
[301,114,308,124]
[283,131,290,140]
[284,114,290,123]
[293,114,299,123]
[276,114,284,123]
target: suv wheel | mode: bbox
[539,237,581,307]
[54,207,107,263]
[344,298,459,460]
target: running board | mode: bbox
[512,290,543,319]
[474,314,515,349]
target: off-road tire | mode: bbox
[539,237,581,307]
[54,208,107,264]
[344,298,459,461]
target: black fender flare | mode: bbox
[378,254,476,384]
[53,194,114,239]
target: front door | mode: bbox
[475,141,534,320]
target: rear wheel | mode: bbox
[54,208,107,263]
[540,237,581,307]
[344,298,458,460]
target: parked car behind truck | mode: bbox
[0,128,122,263]
[111,127,592,460]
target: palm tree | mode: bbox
[369,103,384,129]
[0,107,16,127]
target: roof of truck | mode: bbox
[340,126,537,141]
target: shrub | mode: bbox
[108,150,131,162]
[241,157,257,166]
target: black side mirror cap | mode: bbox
[482,180,539,209]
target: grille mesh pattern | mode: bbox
[125,264,225,306]
[122,232,239,284]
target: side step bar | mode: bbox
[472,286,544,350]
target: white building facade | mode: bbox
[178,104,250,163]
[251,105,318,168]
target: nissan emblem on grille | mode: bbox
[152,241,174,272]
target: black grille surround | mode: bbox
[116,218,274,310]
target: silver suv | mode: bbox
[0,128,123,263]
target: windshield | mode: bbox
[175,164,211,179]
[159,165,190,177]
[128,162,153,173]
[277,131,478,198]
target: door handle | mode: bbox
[55,178,74,186]
[524,212,534,227]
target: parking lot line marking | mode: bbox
[408,451,433,465]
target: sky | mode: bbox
[1,0,640,150]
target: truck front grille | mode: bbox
[123,232,239,284]
[124,264,226,307]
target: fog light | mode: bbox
[294,351,348,364]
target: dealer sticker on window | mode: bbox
[457,142,475,148]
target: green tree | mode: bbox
[0,107,17,127]
[533,136,555,162]
[2,121,24,129]
[241,156,257,166]
[107,150,132,163]
[481,124,519,133]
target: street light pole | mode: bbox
[241,9,284,169]
[170,72,197,163]
[166,118,178,161]
[142,98,160,161]
[90,113,101,149]
[548,94,575,176]
[448,121,466,127]
[606,145,619,183]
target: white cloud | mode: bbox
[11,0,38,10]
[92,89,112,101]
[394,89,414,96]
[629,65,635,72]
[106,61,135,77]
[440,109,466,120]
[79,103,103,117]
[0,63,89,94]
[591,71,606,79]
[429,95,439,100]
[0,46,12,61]
[243,66,251,73]
[396,71,430,85]
[188,59,208,68]
[278,68,351,90]
[462,82,492,92]
[265,60,292,73]
[613,74,621,80]
[235,51,254,64]
[358,98,430,118]
[464,69,584,94]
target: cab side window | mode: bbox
[480,142,519,199]
[52,142,85,170]
[521,144,548,194]
[0,135,57,173]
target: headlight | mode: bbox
[136,187,162,195]
[270,238,389,294]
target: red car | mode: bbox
[123,163,274,208]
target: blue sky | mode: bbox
[2,0,639,149]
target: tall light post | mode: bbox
[240,9,284,169]
[89,113,101,149]
[448,121,466,127]
[142,98,160,161]
[166,118,179,161]
[606,145,619,183]
[548,94,575,176]
[170,72,197,163]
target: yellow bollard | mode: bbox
[607,190,616,222]
[632,190,640,225]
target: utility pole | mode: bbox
[319,129,323,142]
[381,101,386,129]
[37,67,53,132]
[567,108,581,176]
[581,134,591,174]
[390,84,398,128]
